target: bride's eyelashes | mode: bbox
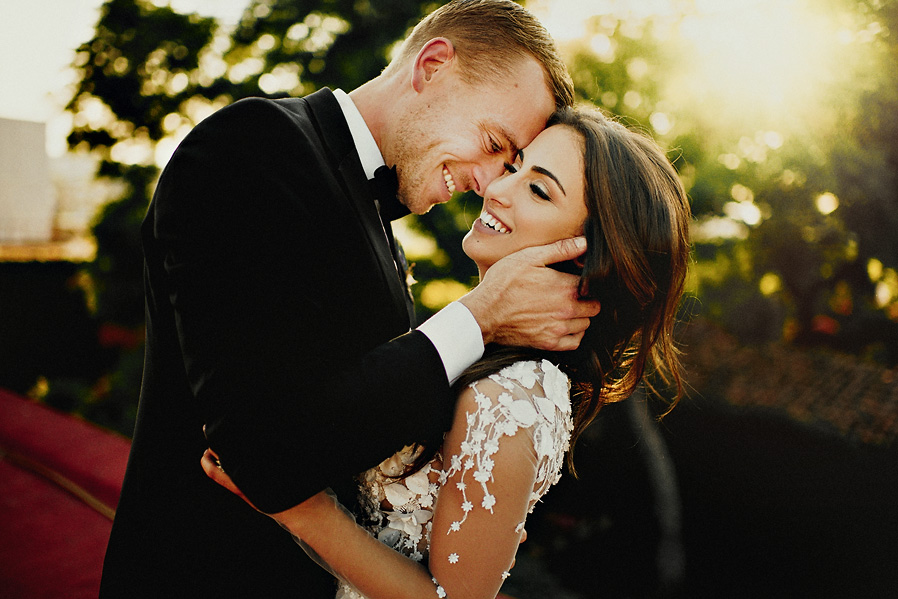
[502,162,552,200]
[530,182,550,201]
[503,151,524,174]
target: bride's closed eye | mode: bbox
[503,151,524,174]
[530,181,551,201]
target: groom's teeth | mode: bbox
[480,212,509,233]
[442,166,456,194]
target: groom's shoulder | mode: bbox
[166,89,341,167]
[204,93,319,129]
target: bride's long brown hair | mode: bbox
[408,107,691,477]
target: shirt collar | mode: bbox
[333,88,384,180]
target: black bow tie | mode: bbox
[369,165,409,221]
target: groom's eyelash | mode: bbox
[485,133,503,154]
[483,123,520,158]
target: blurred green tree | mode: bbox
[684,0,898,364]
[61,0,436,433]
[58,0,898,434]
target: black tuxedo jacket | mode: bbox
[100,89,456,597]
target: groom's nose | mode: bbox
[471,156,508,197]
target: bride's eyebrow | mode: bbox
[530,164,566,196]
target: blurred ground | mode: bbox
[3,317,896,598]
[507,319,898,599]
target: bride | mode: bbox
[202,106,692,599]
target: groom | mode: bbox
[100,1,597,597]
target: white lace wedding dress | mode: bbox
[335,359,573,599]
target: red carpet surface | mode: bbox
[0,389,520,599]
[0,388,130,599]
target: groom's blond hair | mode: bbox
[386,0,574,109]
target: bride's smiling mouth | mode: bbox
[479,211,511,234]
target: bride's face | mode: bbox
[462,125,587,276]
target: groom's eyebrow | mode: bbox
[494,124,521,156]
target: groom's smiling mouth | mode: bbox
[442,165,457,195]
[480,211,510,233]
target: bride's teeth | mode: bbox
[480,212,509,233]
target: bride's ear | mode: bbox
[411,37,456,92]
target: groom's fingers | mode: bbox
[553,328,587,352]
[517,236,587,267]
[462,236,600,349]
[513,237,601,320]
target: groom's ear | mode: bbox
[412,37,456,92]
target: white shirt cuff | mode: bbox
[417,301,484,385]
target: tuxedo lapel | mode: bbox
[303,89,415,327]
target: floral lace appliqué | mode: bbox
[437,360,572,561]
[342,360,572,599]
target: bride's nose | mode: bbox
[483,172,514,206]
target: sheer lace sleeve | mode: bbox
[428,360,572,599]
[269,360,571,599]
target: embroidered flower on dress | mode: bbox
[473,469,490,483]
[501,361,539,388]
[509,399,538,427]
[497,391,514,407]
[541,360,571,413]
[490,374,516,391]
[347,360,573,599]
[383,509,432,539]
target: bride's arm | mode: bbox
[202,453,442,598]
[428,379,539,599]
[202,378,541,599]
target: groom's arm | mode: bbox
[154,98,459,513]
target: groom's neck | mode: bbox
[348,69,409,161]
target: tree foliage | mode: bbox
[56,0,898,433]
[60,0,436,431]
[692,0,898,363]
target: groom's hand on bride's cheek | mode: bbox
[461,237,600,351]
